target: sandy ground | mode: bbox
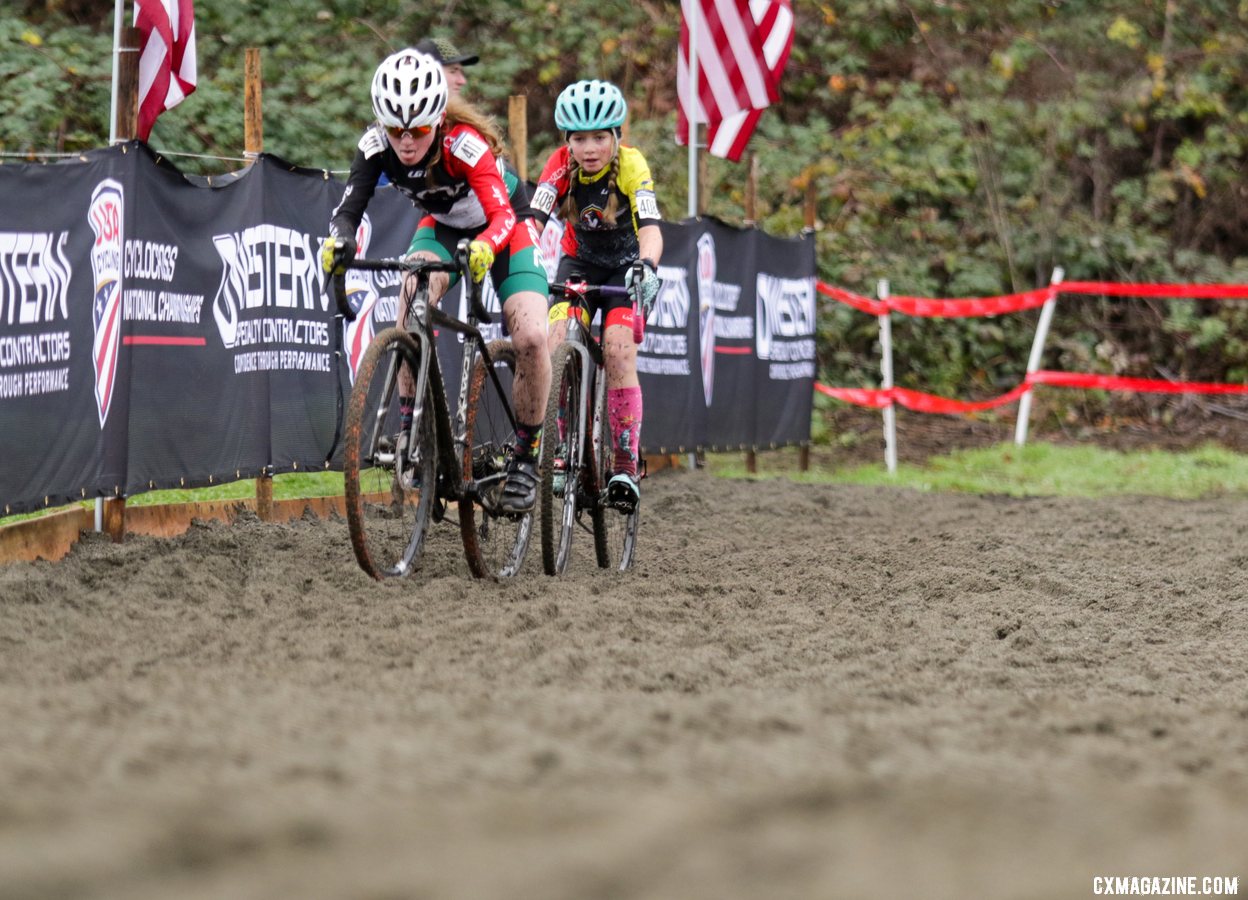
[2,468,1247,899]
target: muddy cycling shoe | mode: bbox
[607,472,640,512]
[499,455,539,514]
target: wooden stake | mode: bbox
[244,48,263,160]
[743,152,758,225]
[243,48,275,519]
[508,95,527,182]
[256,473,274,522]
[115,26,141,141]
[103,497,126,543]
[743,152,759,475]
[801,175,818,473]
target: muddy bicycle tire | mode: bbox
[539,343,587,575]
[459,339,533,579]
[591,376,641,570]
[343,327,437,580]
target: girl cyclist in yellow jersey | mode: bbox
[530,80,663,510]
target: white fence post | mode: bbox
[1014,266,1064,447]
[877,278,897,473]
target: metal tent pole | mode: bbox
[108,0,125,145]
[877,279,897,474]
[686,0,699,219]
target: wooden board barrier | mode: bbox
[0,494,364,565]
[0,508,94,564]
[1,464,683,565]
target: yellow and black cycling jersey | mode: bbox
[530,144,661,270]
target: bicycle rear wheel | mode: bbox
[459,339,533,579]
[539,342,587,575]
[343,327,437,580]
[591,377,641,570]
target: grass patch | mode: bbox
[0,471,344,528]
[125,471,345,507]
[706,441,1248,500]
[7,442,1247,531]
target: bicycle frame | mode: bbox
[540,279,643,573]
[551,280,628,490]
[332,237,535,581]
[339,249,518,510]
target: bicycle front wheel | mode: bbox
[591,376,640,571]
[459,339,533,579]
[539,342,587,575]
[343,327,437,580]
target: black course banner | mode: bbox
[1,147,133,516]
[640,217,815,453]
[1,146,813,517]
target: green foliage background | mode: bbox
[6,0,1248,417]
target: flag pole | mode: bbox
[686,0,699,218]
[108,0,124,145]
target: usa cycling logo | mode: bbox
[696,233,716,407]
[88,179,124,427]
[343,215,378,384]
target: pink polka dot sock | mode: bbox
[608,386,642,476]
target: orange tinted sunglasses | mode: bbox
[385,123,434,140]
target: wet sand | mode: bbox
[2,469,1246,898]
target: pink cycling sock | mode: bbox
[608,386,642,476]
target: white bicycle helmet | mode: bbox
[371,49,447,129]
[554,80,627,133]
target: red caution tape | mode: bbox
[1029,370,1248,395]
[892,384,1031,413]
[814,277,1248,414]
[816,282,888,316]
[886,288,1055,318]
[817,281,1056,318]
[816,382,1031,413]
[1060,282,1248,300]
[815,383,892,408]
[815,372,1248,414]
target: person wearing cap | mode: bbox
[414,37,478,99]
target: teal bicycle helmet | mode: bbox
[554,80,627,133]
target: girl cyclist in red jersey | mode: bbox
[529,79,663,511]
[323,49,550,514]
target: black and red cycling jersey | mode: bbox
[329,122,531,255]
[530,144,661,270]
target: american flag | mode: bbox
[677,0,794,162]
[134,0,197,140]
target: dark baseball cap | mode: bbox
[414,37,479,67]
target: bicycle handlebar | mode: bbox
[325,238,491,325]
[549,281,633,299]
[552,274,647,344]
